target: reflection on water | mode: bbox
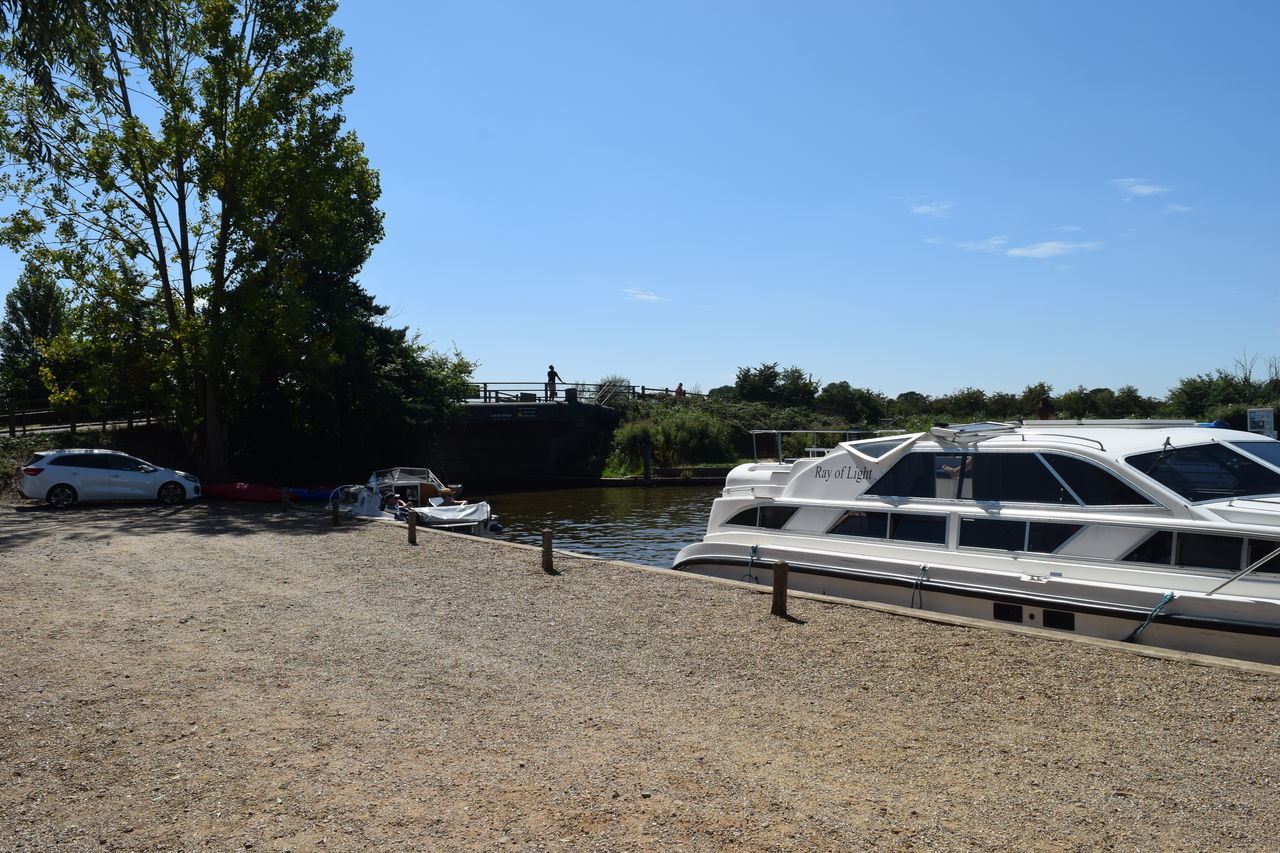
[490,485,722,568]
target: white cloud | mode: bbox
[1007,241,1102,259]
[1055,225,1082,232]
[956,235,1010,253]
[911,201,954,217]
[623,288,666,302]
[1111,177,1171,197]
[1165,203,1193,213]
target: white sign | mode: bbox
[1247,408,1276,438]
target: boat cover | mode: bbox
[409,502,491,526]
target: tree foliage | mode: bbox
[0,259,66,399]
[0,0,472,478]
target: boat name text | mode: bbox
[813,464,875,483]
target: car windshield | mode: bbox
[1126,442,1280,502]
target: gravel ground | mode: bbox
[1,498,1278,852]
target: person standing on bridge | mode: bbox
[545,364,564,401]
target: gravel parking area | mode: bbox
[1,498,1278,851]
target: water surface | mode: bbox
[489,485,722,568]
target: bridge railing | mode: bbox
[1,396,166,437]
[464,382,699,406]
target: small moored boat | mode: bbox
[674,421,1280,665]
[327,467,500,536]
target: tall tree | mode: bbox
[0,0,376,478]
[0,259,66,400]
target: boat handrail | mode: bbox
[1011,432,1108,452]
[748,428,905,462]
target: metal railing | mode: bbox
[1,397,165,437]
[464,382,700,406]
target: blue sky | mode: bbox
[5,1,1279,399]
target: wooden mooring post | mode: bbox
[331,502,340,527]
[407,510,418,546]
[771,560,790,618]
[542,529,554,573]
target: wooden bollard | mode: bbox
[331,501,340,526]
[542,529,554,573]
[407,509,418,546]
[771,560,789,618]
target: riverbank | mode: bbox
[2,499,1278,851]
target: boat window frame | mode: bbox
[1038,452,1160,508]
[958,516,1085,554]
[724,504,799,530]
[1121,528,1280,574]
[1124,441,1280,504]
[838,432,924,467]
[867,449,1124,508]
[827,508,948,546]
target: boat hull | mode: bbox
[674,542,1280,665]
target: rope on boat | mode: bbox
[1127,591,1175,643]
[910,564,928,609]
[741,544,760,584]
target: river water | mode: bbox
[487,484,722,568]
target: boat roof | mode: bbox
[369,467,444,487]
[919,420,1273,456]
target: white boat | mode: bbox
[328,467,500,535]
[674,421,1280,664]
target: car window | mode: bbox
[23,453,47,466]
[108,455,150,472]
[50,453,103,468]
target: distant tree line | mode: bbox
[605,357,1280,472]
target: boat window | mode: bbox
[1123,530,1173,565]
[890,513,947,544]
[1027,522,1083,553]
[726,505,797,529]
[829,510,889,539]
[959,519,1084,553]
[1126,443,1280,502]
[970,454,1073,503]
[865,453,947,499]
[759,506,798,529]
[960,518,1025,550]
[848,439,909,460]
[1247,539,1280,573]
[1125,529,1252,572]
[1041,454,1154,506]
[1177,532,1243,571]
[1230,441,1280,470]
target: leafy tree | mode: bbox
[933,387,987,421]
[734,362,781,402]
[1113,384,1159,418]
[889,391,930,420]
[777,365,818,408]
[816,381,887,426]
[0,260,66,401]
[0,0,387,478]
[986,392,1019,420]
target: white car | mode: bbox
[18,449,202,508]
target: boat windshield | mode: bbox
[1125,442,1280,502]
[1230,441,1280,471]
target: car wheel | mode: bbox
[157,482,186,505]
[46,484,78,509]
